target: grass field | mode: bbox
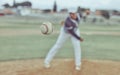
[0,15,120,75]
[0,15,120,61]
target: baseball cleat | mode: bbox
[44,63,51,68]
[75,66,81,71]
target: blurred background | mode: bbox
[0,0,120,61]
[0,0,120,24]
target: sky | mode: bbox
[0,0,120,11]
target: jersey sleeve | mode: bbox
[68,29,81,40]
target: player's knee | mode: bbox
[54,43,62,49]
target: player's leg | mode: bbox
[71,29,82,70]
[44,27,69,66]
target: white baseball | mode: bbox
[40,22,53,34]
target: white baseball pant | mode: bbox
[44,27,81,66]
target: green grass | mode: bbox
[0,34,120,61]
[81,35,120,60]
[0,16,120,61]
[80,23,120,32]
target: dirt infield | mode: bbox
[0,59,120,75]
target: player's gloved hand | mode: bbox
[80,37,84,42]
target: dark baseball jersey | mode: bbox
[64,15,81,40]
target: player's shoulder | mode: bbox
[65,16,70,20]
[65,17,71,22]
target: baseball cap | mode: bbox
[68,8,77,13]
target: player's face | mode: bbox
[70,13,77,20]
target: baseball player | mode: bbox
[44,9,84,71]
